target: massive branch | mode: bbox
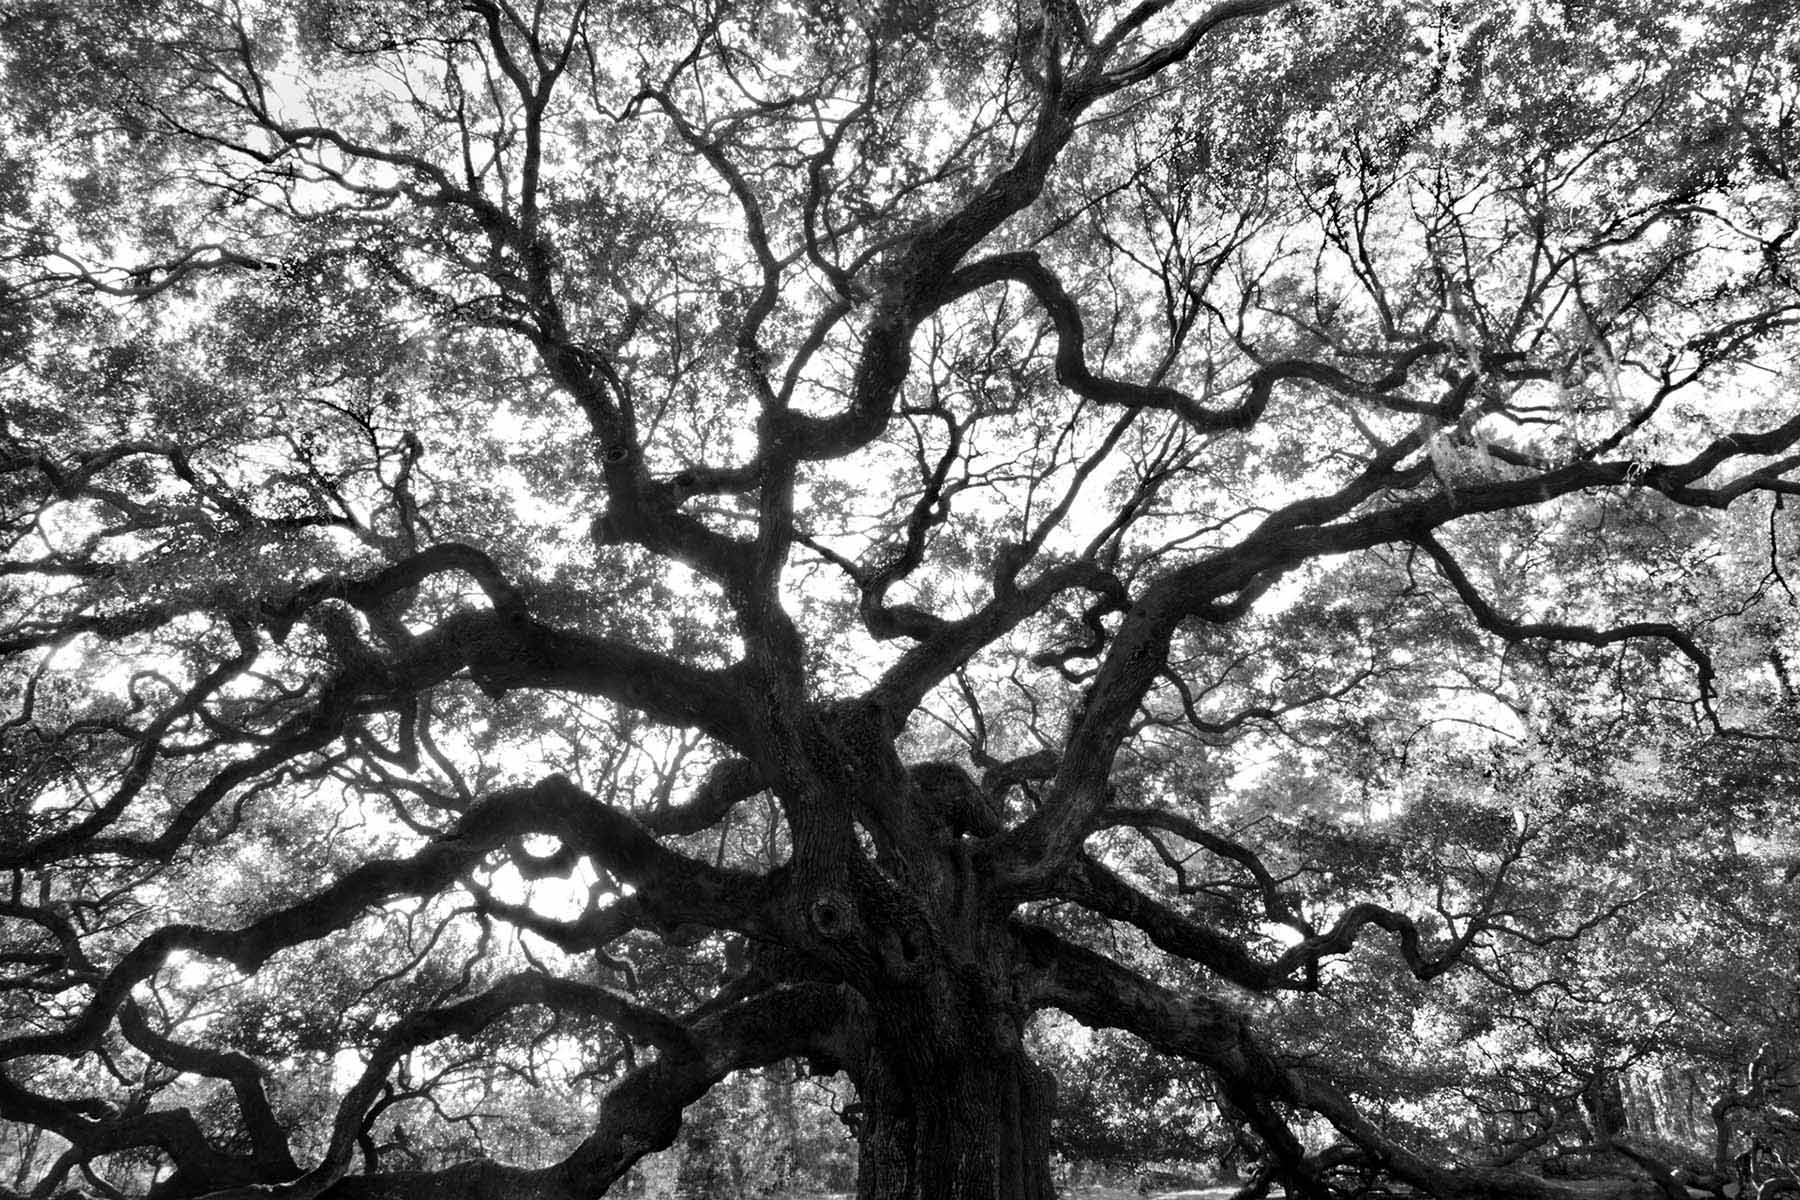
[0,775,773,1062]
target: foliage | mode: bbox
[3,0,1800,1198]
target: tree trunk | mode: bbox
[851,1033,1057,1200]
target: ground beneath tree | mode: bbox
[778,1189,1252,1200]
[783,1180,1698,1200]
[1066,1178,1711,1200]
[1073,1189,1251,1200]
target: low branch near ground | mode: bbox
[183,983,852,1200]
[1022,921,1662,1200]
[0,775,774,1062]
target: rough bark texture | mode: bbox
[853,1045,1057,1200]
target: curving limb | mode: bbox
[1,775,774,1063]
[114,982,852,1200]
[1413,532,1720,709]
[1021,922,1625,1200]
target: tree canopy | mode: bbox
[3,0,1800,1198]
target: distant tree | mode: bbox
[3,1,1800,1198]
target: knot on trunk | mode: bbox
[810,891,859,940]
[806,889,932,986]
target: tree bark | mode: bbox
[852,1038,1057,1200]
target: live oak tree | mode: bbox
[3,0,1800,1198]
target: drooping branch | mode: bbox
[1099,805,1300,927]
[0,775,774,1061]
[1016,920,1327,1199]
[126,979,850,1200]
[1057,855,1279,989]
[1079,803,1586,998]
[1414,532,1719,705]
[117,1001,297,1178]
[298,973,698,1200]
[0,1067,281,1200]
[1020,922,1615,1200]
[1267,900,1486,987]
[3,597,758,870]
[304,983,850,1200]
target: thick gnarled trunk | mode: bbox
[853,1041,1057,1200]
